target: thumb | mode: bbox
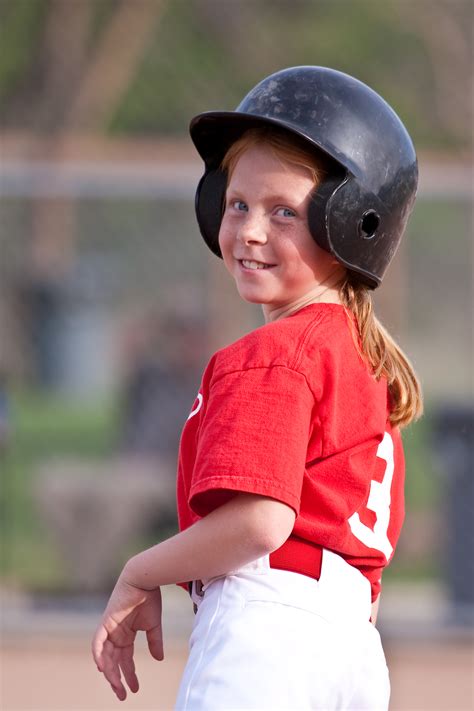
[146,625,164,661]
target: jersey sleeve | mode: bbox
[188,365,314,517]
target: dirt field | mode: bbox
[1,585,473,711]
[2,635,473,711]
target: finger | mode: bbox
[91,624,109,672]
[119,644,139,694]
[102,640,127,701]
[146,625,164,661]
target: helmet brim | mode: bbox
[189,110,348,174]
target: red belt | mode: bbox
[269,536,323,581]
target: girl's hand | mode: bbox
[91,575,164,701]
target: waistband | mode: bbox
[188,536,322,610]
[190,548,372,622]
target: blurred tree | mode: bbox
[395,0,472,148]
[108,0,471,148]
[66,0,163,132]
[1,0,91,133]
[0,0,48,106]
[0,0,471,146]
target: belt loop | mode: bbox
[190,579,205,614]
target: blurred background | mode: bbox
[0,1,472,709]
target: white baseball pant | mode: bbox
[175,549,390,710]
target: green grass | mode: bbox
[0,389,117,589]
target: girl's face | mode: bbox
[218,143,344,321]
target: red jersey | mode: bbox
[176,303,405,600]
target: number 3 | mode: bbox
[348,432,394,559]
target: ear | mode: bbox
[194,168,227,258]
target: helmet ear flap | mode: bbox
[308,174,383,289]
[307,175,345,254]
[195,168,227,258]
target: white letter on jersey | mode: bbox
[348,432,394,560]
[187,393,203,421]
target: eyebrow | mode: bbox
[225,188,307,208]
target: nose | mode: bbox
[237,211,268,246]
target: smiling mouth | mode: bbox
[240,259,274,270]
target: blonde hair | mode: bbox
[221,127,423,428]
[339,276,423,427]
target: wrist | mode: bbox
[122,553,159,591]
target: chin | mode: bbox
[236,287,273,305]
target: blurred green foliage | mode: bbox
[0,0,470,148]
[0,391,116,589]
[403,415,439,510]
[110,0,245,135]
[109,0,435,142]
[0,0,49,104]
[88,0,121,50]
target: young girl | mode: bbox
[92,66,422,710]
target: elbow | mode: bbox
[245,496,296,556]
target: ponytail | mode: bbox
[339,275,423,428]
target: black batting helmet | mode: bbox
[190,66,418,289]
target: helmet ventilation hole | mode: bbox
[359,210,380,239]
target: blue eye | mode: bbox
[276,207,296,218]
[232,200,248,212]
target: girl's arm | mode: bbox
[92,493,295,701]
[125,492,296,587]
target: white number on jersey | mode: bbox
[187,393,203,421]
[348,432,395,560]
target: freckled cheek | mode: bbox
[218,228,234,267]
[281,246,320,282]
[279,239,312,268]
